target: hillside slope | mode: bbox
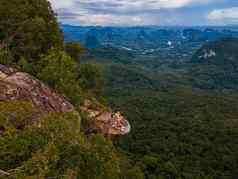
[189,37,238,89]
[0,64,130,137]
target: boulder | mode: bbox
[0,64,74,114]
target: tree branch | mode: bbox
[0,169,10,176]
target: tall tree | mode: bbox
[0,0,63,60]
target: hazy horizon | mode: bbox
[61,23,238,28]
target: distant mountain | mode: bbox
[182,28,229,41]
[189,37,238,89]
[191,37,238,66]
[61,25,238,50]
[85,34,101,49]
[61,24,238,90]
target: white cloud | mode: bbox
[79,0,192,10]
[49,0,210,11]
[75,14,143,26]
[47,0,219,26]
[208,7,238,20]
[49,0,74,9]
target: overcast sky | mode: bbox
[48,0,238,26]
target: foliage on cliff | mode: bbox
[0,0,141,178]
[34,49,104,104]
[0,0,63,61]
[0,101,141,179]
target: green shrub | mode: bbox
[0,101,37,131]
[65,42,84,61]
[0,101,138,179]
[0,49,15,65]
[79,61,104,94]
[36,49,83,105]
[36,50,105,105]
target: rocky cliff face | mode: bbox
[0,64,74,114]
[0,64,130,136]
